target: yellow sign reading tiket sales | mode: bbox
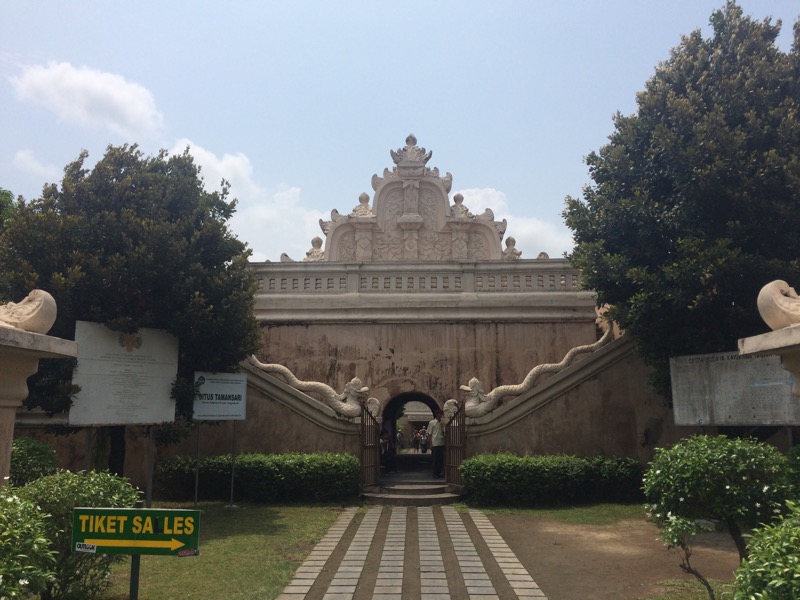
[72,507,200,556]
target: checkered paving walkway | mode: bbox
[277,505,546,600]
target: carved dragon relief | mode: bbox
[247,358,380,419]
[443,320,616,419]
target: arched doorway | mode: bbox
[381,392,439,475]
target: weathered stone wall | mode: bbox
[257,320,597,409]
[165,384,361,459]
[466,344,702,463]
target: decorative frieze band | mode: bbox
[253,260,581,296]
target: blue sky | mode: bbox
[2,1,797,262]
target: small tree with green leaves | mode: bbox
[0,145,261,473]
[563,2,800,398]
[735,500,800,599]
[18,470,140,600]
[643,435,792,600]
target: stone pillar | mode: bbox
[0,328,78,485]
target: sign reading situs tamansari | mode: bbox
[72,508,200,557]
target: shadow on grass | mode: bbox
[150,500,348,544]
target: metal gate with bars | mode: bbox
[360,402,380,490]
[445,400,466,490]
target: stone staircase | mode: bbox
[362,478,461,505]
[362,451,461,505]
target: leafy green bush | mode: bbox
[787,445,800,496]
[0,486,56,598]
[18,470,141,600]
[643,435,791,563]
[735,500,800,599]
[460,453,642,506]
[10,436,58,486]
[156,452,360,503]
[583,455,644,503]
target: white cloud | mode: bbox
[10,62,164,138]
[11,149,61,184]
[174,140,324,262]
[457,187,574,258]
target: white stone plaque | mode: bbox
[670,351,800,425]
[193,372,247,420]
[69,321,178,426]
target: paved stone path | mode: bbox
[277,506,547,600]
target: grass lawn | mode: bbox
[104,502,344,600]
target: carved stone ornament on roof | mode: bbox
[293,135,520,262]
[502,236,522,261]
[390,134,432,167]
[303,237,325,262]
[350,193,374,217]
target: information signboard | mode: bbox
[193,371,247,420]
[670,351,800,425]
[70,321,178,425]
[72,507,200,557]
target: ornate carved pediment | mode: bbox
[289,135,520,262]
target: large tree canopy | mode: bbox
[0,144,260,419]
[563,2,800,397]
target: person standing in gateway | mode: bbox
[427,409,445,478]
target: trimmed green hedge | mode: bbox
[461,452,643,506]
[156,452,359,503]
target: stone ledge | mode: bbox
[0,327,78,359]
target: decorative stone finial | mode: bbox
[451,193,473,218]
[502,237,522,260]
[350,192,374,217]
[304,237,325,262]
[0,290,57,334]
[390,134,432,166]
[757,280,800,330]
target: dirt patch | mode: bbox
[490,514,740,600]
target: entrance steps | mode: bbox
[362,479,461,506]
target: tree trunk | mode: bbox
[726,517,748,563]
[108,425,126,476]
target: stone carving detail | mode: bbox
[757,280,800,330]
[350,193,374,217]
[248,357,380,418]
[502,237,522,261]
[0,290,57,334]
[467,233,491,261]
[304,237,325,262]
[289,135,520,262]
[390,134,432,166]
[451,193,473,218]
[449,320,616,418]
